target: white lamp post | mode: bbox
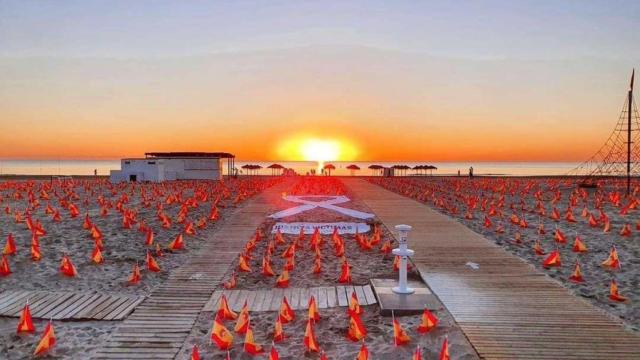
[392,224,415,294]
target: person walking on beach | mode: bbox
[457,170,460,177]
[469,166,474,178]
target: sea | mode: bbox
[0,160,580,177]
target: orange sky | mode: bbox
[1,2,638,162]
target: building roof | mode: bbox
[144,152,235,159]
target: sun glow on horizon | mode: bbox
[276,135,360,171]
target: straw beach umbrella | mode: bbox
[323,163,336,176]
[368,164,384,176]
[267,163,284,176]
[346,164,360,176]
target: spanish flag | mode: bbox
[554,228,566,244]
[234,301,250,334]
[16,302,35,333]
[33,320,56,356]
[275,269,290,288]
[168,233,185,250]
[533,240,545,256]
[392,317,411,345]
[217,295,238,320]
[569,262,584,283]
[412,345,423,360]
[439,337,450,360]
[268,345,280,360]
[278,296,295,323]
[275,229,285,244]
[356,341,369,360]
[243,325,264,355]
[59,255,77,277]
[380,240,392,254]
[238,255,252,272]
[91,246,103,264]
[572,236,588,253]
[347,313,367,342]
[609,279,627,302]
[145,230,154,246]
[146,251,161,272]
[31,243,42,261]
[262,256,275,276]
[417,307,438,333]
[190,344,200,360]
[128,263,141,284]
[348,291,362,316]
[601,246,620,270]
[313,257,322,274]
[3,233,16,255]
[223,273,237,290]
[303,318,320,352]
[338,260,351,283]
[308,296,320,322]
[273,315,286,342]
[542,250,561,268]
[211,314,234,350]
[0,255,11,276]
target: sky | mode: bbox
[1,0,639,161]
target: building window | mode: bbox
[124,161,131,165]
[147,161,156,165]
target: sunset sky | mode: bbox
[1,1,639,162]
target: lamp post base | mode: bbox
[392,286,415,294]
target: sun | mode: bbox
[300,139,341,162]
[276,135,360,167]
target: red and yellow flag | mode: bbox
[542,250,561,268]
[609,279,627,302]
[347,313,367,342]
[273,315,286,342]
[275,269,290,288]
[238,255,252,272]
[243,326,264,355]
[572,236,588,253]
[569,262,584,283]
[392,318,411,345]
[602,246,620,270]
[16,302,35,333]
[439,337,450,360]
[91,246,103,264]
[3,233,16,255]
[128,263,141,284]
[33,320,56,356]
[262,256,275,276]
[223,272,237,290]
[211,315,234,350]
[412,345,423,360]
[303,318,320,352]
[59,255,78,277]
[217,295,238,320]
[348,291,362,316]
[308,296,320,322]
[268,345,280,360]
[0,255,11,276]
[278,296,295,323]
[190,344,200,360]
[338,260,352,283]
[356,341,369,360]
[168,233,185,250]
[146,251,161,272]
[417,308,438,333]
[234,301,250,334]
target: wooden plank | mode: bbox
[299,288,310,309]
[363,285,376,305]
[270,289,284,311]
[355,286,367,306]
[326,287,337,308]
[0,290,31,313]
[317,287,328,309]
[73,294,110,319]
[4,291,48,315]
[54,294,96,319]
[33,293,76,318]
[250,290,265,312]
[336,286,348,307]
[245,289,257,310]
[94,297,131,320]
[48,293,87,319]
[289,288,301,310]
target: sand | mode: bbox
[372,176,640,331]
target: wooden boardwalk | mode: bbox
[0,290,144,320]
[343,178,640,360]
[93,182,289,360]
[202,285,376,312]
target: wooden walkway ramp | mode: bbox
[343,178,640,360]
[93,182,289,360]
[0,290,144,320]
[202,284,377,312]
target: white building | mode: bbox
[109,152,235,182]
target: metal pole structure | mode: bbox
[628,69,634,195]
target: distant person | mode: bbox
[469,166,474,178]
[457,170,460,177]
[94,169,97,176]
